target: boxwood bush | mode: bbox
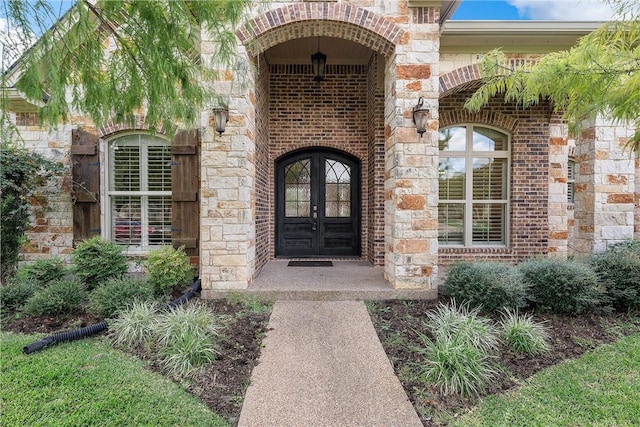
[0,280,36,311]
[23,279,86,317]
[591,240,640,311]
[144,246,194,296]
[444,261,529,313]
[16,257,67,287]
[519,258,605,314]
[72,237,128,290]
[89,277,156,318]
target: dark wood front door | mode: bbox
[276,149,360,257]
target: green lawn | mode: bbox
[1,332,229,427]
[453,334,640,427]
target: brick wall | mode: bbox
[254,54,271,272]
[268,63,373,260]
[438,90,553,268]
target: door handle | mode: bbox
[312,205,317,230]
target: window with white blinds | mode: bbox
[438,125,510,247]
[108,134,172,249]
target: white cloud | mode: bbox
[508,0,616,20]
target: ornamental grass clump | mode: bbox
[153,303,224,378]
[416,301,499,398]
[444,261,529,314]
[110,300,158,348]
[500,309,550,356]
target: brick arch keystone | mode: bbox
[439,110,519,133]
[237,3,405,57]
[439,64,483,98]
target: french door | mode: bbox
[276,149,360,257]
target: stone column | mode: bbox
[574,118,635,256]
[547,119,569,258]
[383,8,439,290]
[199,44,256,294]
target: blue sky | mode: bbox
[452,0,614,20]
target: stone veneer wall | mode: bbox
[438,90,553,267]
[573,119,637,255]
[267,63,371,259]
[14,113,76,261]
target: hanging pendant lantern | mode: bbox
[311,37,326,82]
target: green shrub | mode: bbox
[144,246,194,295]
[500,309,550,356]
[153,303,223,377]
[424,302,499,353]
[415,302,498,397]
[444,262,529,313]
[89,277,156,318]
[0,280,36,311]
[416,332,496,398]
[16,257,67,287]
[72,237,128,290]
[22,279,85,317]
[592,240,640,310]
[520,258,605,314]
[110,300,158,348]
[1,142,63,279]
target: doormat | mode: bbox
[287,260,333,267]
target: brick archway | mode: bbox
[439,64,483,98]
[237,3,404,57]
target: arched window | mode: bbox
[438,125,510,247]
[107,134,172,250]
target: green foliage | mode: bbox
[424,302,500,354]
[592,240,640,310]
[465,2,640,151]
[144,246,194,295]
[110,300,158,348]
[415,302,498,398]
[154,303,225,377]
[519,259,605,314]
[0,279,36,311]
[415,332,496,398]
[88,277,156,318]
[0,332,229,426]
[15,257,67,287]
[22,279,85,317]
[6,0,254,135]
[499,309,550,356]
[72,237,128,290]
[0,143,64,279]
[444,262,529,313]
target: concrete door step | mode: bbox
[207,288,438,301]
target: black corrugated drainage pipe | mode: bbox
[23,321,108,354]
[23,277,202,355]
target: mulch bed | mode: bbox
[368,297,640,426]
[5,295,639,427]
[2,299,271,426]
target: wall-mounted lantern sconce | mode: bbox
[311,37,327,82]
[211,105,229,136]
[412,96,429,137]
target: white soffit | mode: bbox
[441,21,603,53]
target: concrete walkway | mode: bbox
[238,300,422,427]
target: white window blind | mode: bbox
[109,134,172,249]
